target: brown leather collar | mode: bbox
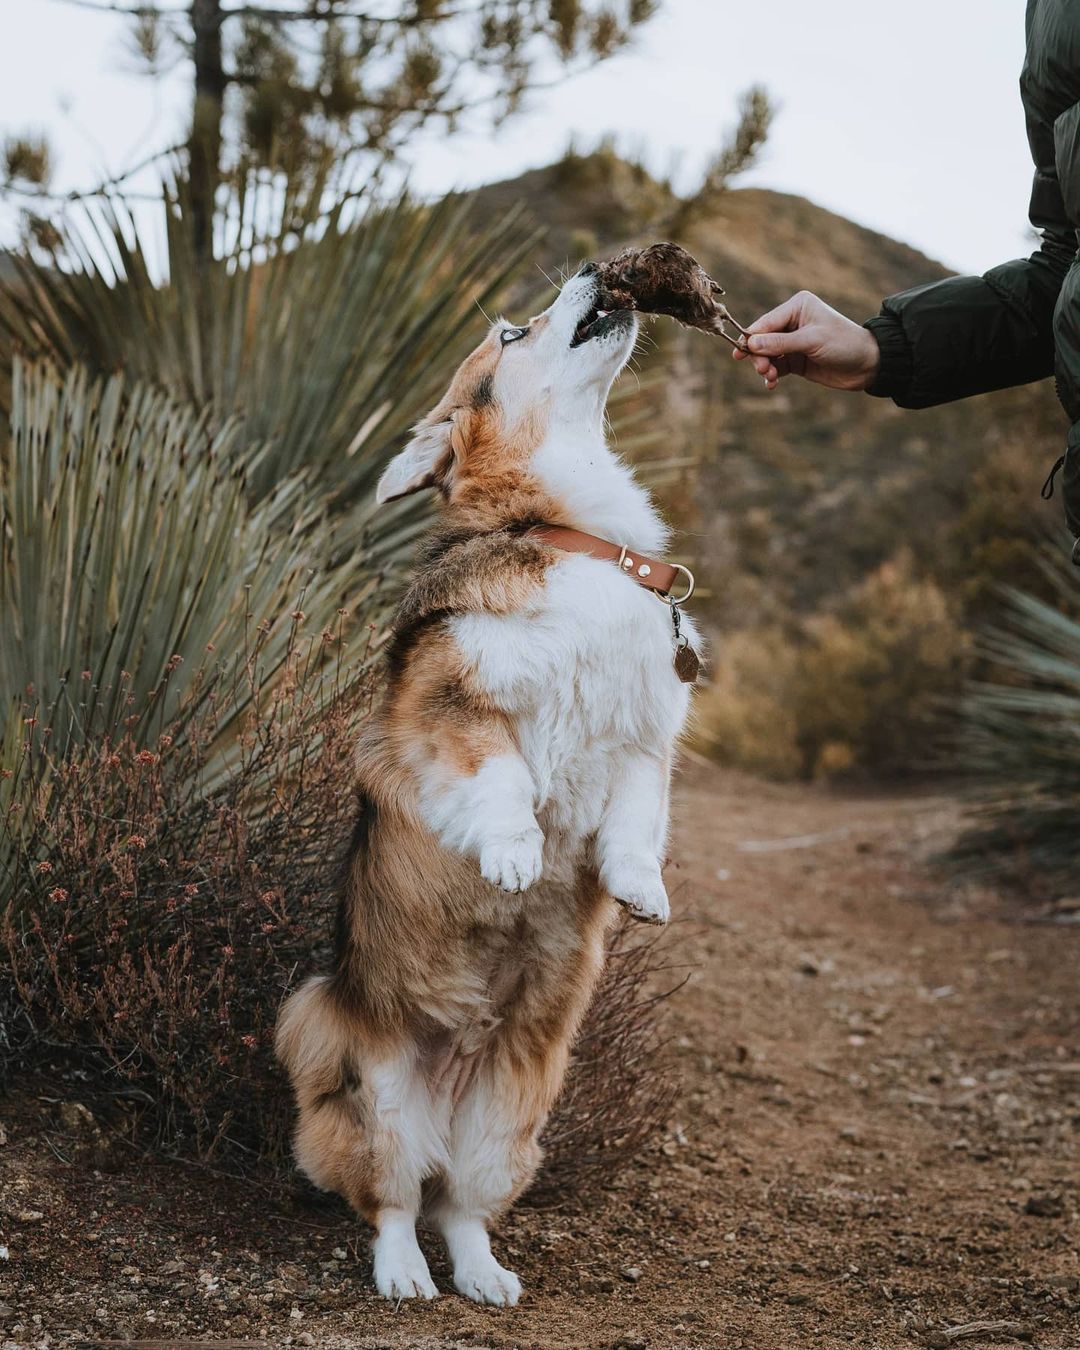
[528,524,695,602]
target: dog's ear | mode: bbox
[375,417,455,504]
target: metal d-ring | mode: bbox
[661,563,696,605]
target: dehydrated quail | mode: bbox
[596,242,750,348]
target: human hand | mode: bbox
[732,290,881,392]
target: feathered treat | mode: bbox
[596,241,751,349]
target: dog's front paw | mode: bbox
[479,827,544,893]
[454,1255,522,1306]
[603,860,670,925]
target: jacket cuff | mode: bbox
[863,314,914,401]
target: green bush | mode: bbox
[953,580,1080,889]
[696,553,967,780]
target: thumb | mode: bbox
[746,293,806,335]
[746,327,816,358]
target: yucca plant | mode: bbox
[954,579,1080,886]
[1,355,377,738]
[0,356,383,889]
[0,170,537,519]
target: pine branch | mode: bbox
[51,0,470,23]
[1,143,185,205]
[49,0,190,15]
[218,4,457,23]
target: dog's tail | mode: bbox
[275,973,354,1109]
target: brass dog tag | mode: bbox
[670,602,700,684]
[674,634,701,684]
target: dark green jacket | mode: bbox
[866,0,1080,536]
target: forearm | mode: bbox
[595,752,672,925]
[866,234,1074,409]
[420,751,544,894]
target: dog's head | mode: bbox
[375,265,637,505]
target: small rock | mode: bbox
[16,1211,43,1223]
[57,1100,96,1133]
[331,1247,347,1261]
[839,1126,861,1144]
[289,1307,303,1321]
[1025,1192,1065,1218]
[621,1266,642,1283]
[614,1337,647,1350]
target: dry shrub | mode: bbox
[2,640,679,1199]
[696,552,968,780]
[2,631,370,1168]
[690,627,803,780]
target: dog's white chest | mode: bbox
[451,556,694,854]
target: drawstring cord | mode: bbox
[1037,454,1080,565]
[1042,453,1066,499]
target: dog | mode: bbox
[275,263,699,1305]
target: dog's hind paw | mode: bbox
[454,1257,522,1306]
[480,827,544,893]
[372,1229,438,1301]
[374,1257,439,1301]
[604,861,670,925]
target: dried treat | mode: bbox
[596,241,750,348]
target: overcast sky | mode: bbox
[1,0,1034,276]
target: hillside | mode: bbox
[474,151,1063,608]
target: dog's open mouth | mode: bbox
[570,301,630,347]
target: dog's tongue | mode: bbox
[596,242,749,348]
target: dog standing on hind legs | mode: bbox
[275,263,700,1304]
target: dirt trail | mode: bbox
[2,763,1079,1349]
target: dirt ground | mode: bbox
[2,761,1078,1349]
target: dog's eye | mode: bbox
[501,326,528,345]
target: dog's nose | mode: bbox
[576,262,599,277]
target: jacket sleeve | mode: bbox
[865,178,1075,409]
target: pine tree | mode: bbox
[3,0,660,256]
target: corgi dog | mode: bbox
[275,263,698,1306]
